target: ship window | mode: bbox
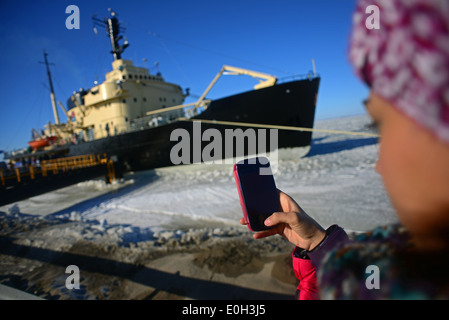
[129,74,133,79]
[143,97,147,102]
[134,98,137,103]
[122,99,126,103]
[122,75,126,80]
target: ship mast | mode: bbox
[40,50,60,125]
[93,9,129,60]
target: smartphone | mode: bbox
[233,157,280,232]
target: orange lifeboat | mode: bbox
[28,136,58,150]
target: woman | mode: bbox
[242,0,449,299]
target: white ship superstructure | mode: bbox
[66,58,186,142]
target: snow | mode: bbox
[0,115,398,244]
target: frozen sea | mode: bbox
[0,115,398,237]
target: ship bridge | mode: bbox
[66,58,186,142]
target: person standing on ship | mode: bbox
[105,123,110,137]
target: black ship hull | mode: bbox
[65,77,320,170]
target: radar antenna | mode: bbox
[92,9,129,60]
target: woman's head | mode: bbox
[350,0,449,249]
[350,0,449,145]
[365,92,449,249]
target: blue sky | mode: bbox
[0,0,369,156]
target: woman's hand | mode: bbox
[240,190,326,251]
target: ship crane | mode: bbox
[196,65,277,108]
[146,65,278,117]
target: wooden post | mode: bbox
[107,160,116,183]
[15,168,21,183]
[29,165,35,180]
[42,162,47,177]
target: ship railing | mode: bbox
[144,100,211,120]
[277,72,320,84]
[125,100,211,133]
[0,154,115,189]
[40,154,108,175]
[126,115,168,132]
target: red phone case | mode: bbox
[233,163,255,232]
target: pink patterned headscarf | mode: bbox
[349,0,449,144]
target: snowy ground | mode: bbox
[0,114,398,299]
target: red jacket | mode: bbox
[292,225,349,300]
[292,252,319,300]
